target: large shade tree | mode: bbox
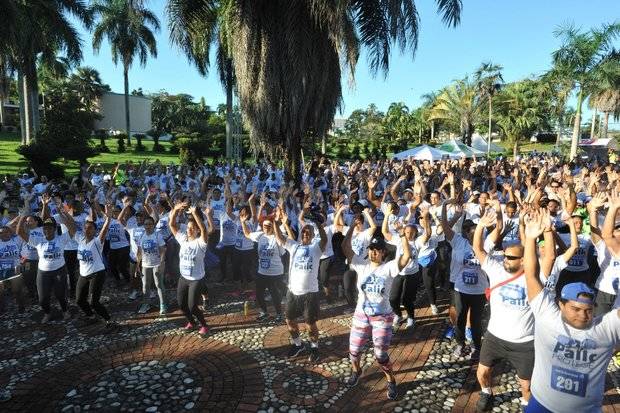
[552,22,620,159]
[166,0,463,180]
[92,0,160,145]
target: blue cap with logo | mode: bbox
[560,282,594,305]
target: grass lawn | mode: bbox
[0,131,181,176]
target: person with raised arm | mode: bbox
[169,202,210,335]
[342,215,412,400]
[523,208,620,413]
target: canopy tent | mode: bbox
[579,138,619,161]
[471,133,504,153]
[393,145,452,161]
[439,138,486,158]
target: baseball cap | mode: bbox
[42,217,57,227]
[560,282,594,305]
[368,237,386,250]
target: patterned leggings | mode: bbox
[349,311,394,372]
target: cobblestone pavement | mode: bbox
[1,280,619,413]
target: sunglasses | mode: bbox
[504,255,523,260]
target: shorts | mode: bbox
[479,331,535,380]
[285,291,320,323]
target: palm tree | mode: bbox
[92,0,160,145]
[166,0,463,180]
[69,66,111,111]
[474,62,503,155]
[0,56,13,127]
[552,22,620,159]
[421,91,439,140]
[429,76,483,146]
[540,67,574,147]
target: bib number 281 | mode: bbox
[550,366,587,397]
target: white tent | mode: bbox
[471,133,504,153]
[439,138,486,158]
[393,145,452,161]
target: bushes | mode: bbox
[116,134,127,153]
[133,134,146,152]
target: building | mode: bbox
[94,92,152,134]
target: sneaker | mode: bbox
[406,318,416,329]
[346,371,360,386]
[453,344,466,358]
[444,325,455,340]
[469,348,480,361]
[198,326,209,335]
[430,304,439,315]
[256,312,270,322]
[41,314,51,324]
[476,391,494,411]
[392,315,401,328]
[386,381,398,400]
[128,290,139,300]
[159,305,168,315]
[63,311,71,321]
[465,327,473,342]
[273,314,284,323]
[287,343,305,358]
[138,303,150,314]
[308,347,320,363]
[184,322,195,330]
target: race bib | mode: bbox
[568,258,584,267]
[260,258,270,270]
[462,271,478,285]
[180,264,193,277]
[550,366,588,397]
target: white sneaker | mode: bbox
[406,318,416,329]
[392,315,401,328]
[128,290,139,300]
[430,304,439,315]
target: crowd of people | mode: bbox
[1,153,619,412]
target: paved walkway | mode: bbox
[1,282,619,412]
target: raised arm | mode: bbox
[16,215,29,243]
[396,230,411,271]
[602,189,620,256]
[587,192,606,244]
[381,208,395,242]
[473,211,496,264]
[560,217,579,263]
[523,210,546,301]
[342,220,356,262]
[168,202,184,238]
[362,207,376,236]
[189,206,208,244]
[540,222,556,278]
[97,204,113,244]
[440,199,456,241]
[238,208,253,239]
[316,218,328,252]
[272,207,288,246]
[58,209,77,238]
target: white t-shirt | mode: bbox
[397,239,419,276]
[155,212,172,241]
[175,233,208,280]
[219,212,237,246]
[21,227,44,260]
[126,223,146,262]
[530,290,620,412]
[350,255,400,316]
[0,236,23,272]
[482,256,533,343]
[541,255,569,301]
[137,231,165,268]
[28,232,71,271]
[350,229,373,258]
[249,232,284,276]
[235,219,255,251]
[75,233,105,276]
[594,240,620,295]
[210,199,225,228]
[559,233,592,272]
[320,224,338,259]
[285,239,323,295]
[106,219,130,249]
[416,233,438,264]
[449,234,488,295]
[54,212,88,251]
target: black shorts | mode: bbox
[285,291,320,323]
[479,331,534,380]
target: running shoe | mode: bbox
[184,322,195,330]
[256,312,270,322]
[430,304,439,315]
[287,343,305,358]
[41,314,51,324]
[465,327,473,343]
[128,290,140,300]
[476,391,494,411]
[308,347,320,363]
[386,381,398,400]
[159,304,168,315]
[469,347,480,361]
[198,326,209,335]
[347,371,360,386]
[273,314,284,323]
[453,344,466,358]
[406,318,416,329]
[138,303,150,314]
[444,325,455,340]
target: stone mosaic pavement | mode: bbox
[1,280,619,413]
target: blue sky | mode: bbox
[76,0,620,124]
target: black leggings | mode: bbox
[37,266,68,314]
[420,261,438,305]
[232,249,255,282]
[454,292,485,348]
[22,259,38,298]
[389,273,420,318]
[343,269,358,307]
[436,241,452,289]
[177,276,207,326]
[217,245,236,281]
[318,257,332,290]
[76,271,110,320]
[64,250,79,293]
[108,246,131,282]
[255,274,283,314]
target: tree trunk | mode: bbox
[513,140,519,160]
[321,135,326,154]
[602,112,609,139]
[590,109,597,139]
[418,126,422,143]
[569,88,584,160]
[487,98,492,155]
[284,139,302,186]
[20,72,34,144]
[225,58,233,160]
[17,73,26,144]
[28,59,40,135]
[555,116,563,148]
[430,120,435,142]
[123,66,131,145]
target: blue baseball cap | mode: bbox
[560,282,595,305]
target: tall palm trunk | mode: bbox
[602,112,609,139]
[321,135,326,154]
[284,136,302,185]
[555,116,563,148]
[28,59,40,134]
[590,109,597,139]
[20,72,35,144]
[569,88,584,160]
[18,73,27,144]
[487,98,492,155]
[225,59,233,160]
[430,120,435,141]
[123,65,131,145]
